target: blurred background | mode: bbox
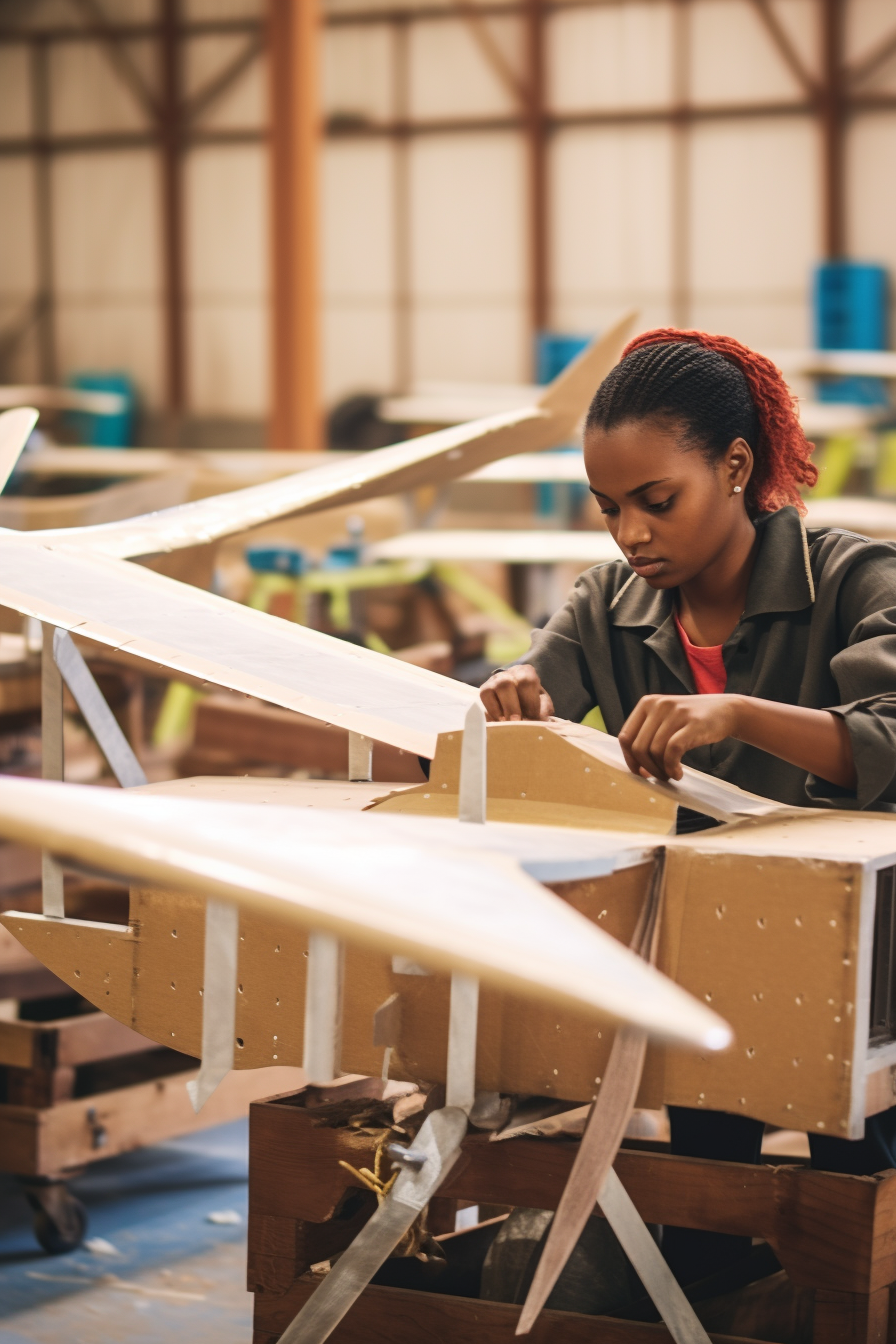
[0,0,894,450]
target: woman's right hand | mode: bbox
[479,665,554,722]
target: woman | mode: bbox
[480,330,896,1286]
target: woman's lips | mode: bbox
[627,555,665,577]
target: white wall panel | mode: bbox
[0,160,38,296]
[322,141,395,399]
[548,3,673,112]
[185,145,268,415]
[846,0,896,82]
[409,133,526,381]
[323,307,396,402]
[688,118,817,346]
[0,46,31,138]
[690,0,817,105]
[52,151,162,404]
[49,41,156,135]
[184,0,262,17]
[413,303,527,384]
[847,114,896,282]
[323,26,394,124]
[550,125,673,332]
[322,142,395,299]
[409,17,520,119]
[184,37,267,131]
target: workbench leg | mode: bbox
[814,1286,889,1344]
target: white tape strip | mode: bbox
[303,931,344,1083]
[598,1167,712,1344]
[41,624,64,919]
[53,629,147,788]
[458,700,486,824]
[348,731,373,782]
[186,899,238,1113]
[446,972,479,1113]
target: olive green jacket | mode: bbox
[523,505,896,810]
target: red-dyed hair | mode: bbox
[610,328,818,514]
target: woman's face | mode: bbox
[583,418,753,589]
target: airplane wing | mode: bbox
[23,312,635,560]
[0,407,38,494]
[0,776,731,1052]
[0,535,476,756]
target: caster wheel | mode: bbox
[24,1184,87,1255]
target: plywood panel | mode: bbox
[690,0,816,104]
[846,0,896,86]
[48,40,156,136]
[547,2,674,113]
[409,17,520,119]
[0,46,31,139]
[323,26,394,125]
[550,126,673,326]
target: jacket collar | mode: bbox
[608,505,815,631]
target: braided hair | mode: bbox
[585,328,817,514]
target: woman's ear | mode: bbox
[726,437,753,495]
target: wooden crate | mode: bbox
[249,1083,896,1344]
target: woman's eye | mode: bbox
[647,497,674,513]
[599,507,619,517]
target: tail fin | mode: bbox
[0,407,39,495]
[537,310,637,433]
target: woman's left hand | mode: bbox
[618,693,744,782]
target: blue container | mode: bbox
[65,371,138,446]
[245,544,307,577]
[535,332,592,387]
[813,262,889,405]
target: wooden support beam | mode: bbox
[159,0,187,419]
[523,0,548,356]
[268,0,322,451]
[820,0,846,259]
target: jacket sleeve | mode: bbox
[806,546,896,809]
[518,580,598,724]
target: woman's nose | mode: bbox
[615,510,652,550]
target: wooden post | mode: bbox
[159,0,186,423]
[523,0,548,364]
[820,0,846,259]
[268,0,322,451]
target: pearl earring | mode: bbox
[733,486,742,494]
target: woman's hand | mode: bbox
[480,665,554,722]
[618,693,743,781]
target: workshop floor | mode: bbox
[0,1120,254,1343]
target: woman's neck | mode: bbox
[676,517,758,647]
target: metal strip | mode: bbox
[41,624,64,919]
[348,731,373,782]
[598,1167,711,1344]
[446,971,479,1113]
[278,1106,468,1344]
[53,629,147,788]
[186,898,238,1113]
[458,700,486,824]
[303,931,344,1083]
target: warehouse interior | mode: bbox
[1,1,896,1342]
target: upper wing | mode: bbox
[0,407,38,495]
[27,312,635,559]
[0,776,731,1052]
[0,535,475,756]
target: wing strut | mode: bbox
[280,967,481,1343]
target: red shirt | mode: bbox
[673,610,727,695]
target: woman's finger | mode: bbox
[480,686,504,721]
[516,669,545,719]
